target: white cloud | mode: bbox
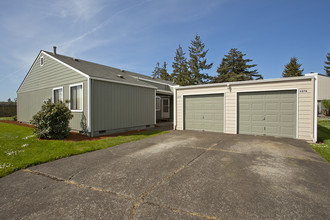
[51,0,106,22]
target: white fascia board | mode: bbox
[156,90,173,95]
[176,76,314,90]
[131,76,174,86]
[42,51,90,79]
[91,77,157,89]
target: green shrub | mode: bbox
[12,115,17,121]
[31,100,73,139]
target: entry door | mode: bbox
[238,90,297,138]
[162,98,170,119]
[184,94,224,132]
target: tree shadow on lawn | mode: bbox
[317,124,330,143]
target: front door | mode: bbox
[162,98,170,119]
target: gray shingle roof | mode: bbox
[43,51,175,89]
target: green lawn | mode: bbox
[0,122,167,177]
[311,119,330,163]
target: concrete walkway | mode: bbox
[1,131,330,219]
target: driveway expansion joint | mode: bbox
[143,201,222,220]
[129,141,223,219]
[23,169,134,201]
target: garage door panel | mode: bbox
[252,115,264,121]
[280,127,295,137]
[238,90,297,138]
[266,115,278,122]
[280,115,295,122]
[281,103,295,110]
[252,103,264,110]
[265,126,278,135]
[251,126,264,134]
[184,94,224,132]
[265,103,280,110]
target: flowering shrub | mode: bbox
[31,100,73,139]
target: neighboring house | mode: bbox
[173,74,324,143]
[17,47,176,136]
[305,73,330,115]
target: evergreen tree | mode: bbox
[213,48,262,83]
[324,53,330,76]
[152,62,161,79]
[171,45,193,86]
[159,62,171,81]
[282,57,304,77]
[188,34,213,84]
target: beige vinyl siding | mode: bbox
[17,52,88,131]
[91,80,155,135]
[317,75,330,100]
[175,78,314,142]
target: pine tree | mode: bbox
[282,57,304,77]
[171,45,193,86]
[152,62,161,79]
[324,53,330,76]
[159,62,171,81]
[188,34,213,84]
[213,48,262,83]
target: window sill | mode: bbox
[71,110,83,113]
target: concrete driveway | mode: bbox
[1,131,330,219]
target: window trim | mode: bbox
[52,86,63,103]
[40,56,44,66]
[69,83,84,112]
[156,96,161,111]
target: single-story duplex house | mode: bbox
[173,74,327,143]
[17,47,175,136]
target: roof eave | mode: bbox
[176,76,314,90]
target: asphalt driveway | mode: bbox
[1,131,330,219]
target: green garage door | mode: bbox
[238,90,297,138]
[184,94,224,132]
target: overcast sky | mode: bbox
[0,0,329,101]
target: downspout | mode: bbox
[88,77,93,137]
[173,86,178,130]
[313,75,318,143]
[154,89,156,125]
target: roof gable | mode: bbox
[17,51,88,93]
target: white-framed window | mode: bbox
[69,83,83,112]
[52,87,63,103]
[156,96,161,111]
[40,56,44,66]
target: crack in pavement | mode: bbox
[144,201,222,220]
[22,141,224,220]
[68,167,88,180]
[23,169,134,201]
[129,141,223,220]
